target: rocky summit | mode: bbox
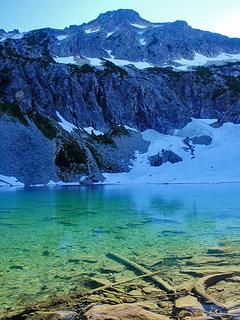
[1,9,240,186]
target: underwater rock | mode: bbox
[207,247,238,255]
[67,256,98,263]
[9,265,24,270]
[84,303,169,320]
[142,286,160,294]
[175,296,204,312]
[186,256,226,266]
[137,301,159,312]
[42,249,50,256]
[86,276,112,288]
[33,311,78,320]
[177,280,195,292]
[99,265,123,274]
[129,289,143,296]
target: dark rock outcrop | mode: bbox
[191,135,212,145]
[149,150,182,167]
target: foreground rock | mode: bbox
[84,303,169,320]
[175,296,203,311]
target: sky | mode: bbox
[0,0,240,37]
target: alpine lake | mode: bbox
[0,184,239,319]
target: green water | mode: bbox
[0,184,240,313]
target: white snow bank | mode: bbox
[83,127,104,136]
[84,49,153,69]
[124,125,139,132]
[102,118,240,184]
[140,38,147,46]
[85,27,100,34]
[56,111,78,133]
[175,52,240,70]
[90,50,153,69]
[54,56,77,65]
[84,57,103,66]
[47,180,82,187]
[0,33,23,42]
[109,59,152,69]
[0,175,24,187]
[107,30,117,38]
[56,35,68,41]
[130,23,148,29]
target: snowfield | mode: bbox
[53,51,240,70]
[56,35,68,41]
[130,23,148,29]
[54,56,77,64]
[1,119,240,187]
[102,119,240,184]
[0,175,24,187]
[174,52,240,70]
[56,111,78,133]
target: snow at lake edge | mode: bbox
[2,119,240,187]
[102,119,240,184]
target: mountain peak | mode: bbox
[86,9,148,30]
[97,9,142,22]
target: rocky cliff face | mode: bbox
[0,9,240,186]
[2,9,240,67]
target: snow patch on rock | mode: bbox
[0,175,24,187]
[54,56,77,65]
[85,27,100,34]
[56,35,68,41]
[56,111,78,133]
[83,127,104,136]
[174,52,240,70]
[130,23,148,29]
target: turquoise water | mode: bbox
[0,184,240,314]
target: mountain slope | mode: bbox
[2,9,240,69]
[1,9,240,186]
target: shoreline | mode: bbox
[1,180,240,189]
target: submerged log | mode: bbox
[87,270,167,295]
[107,252,174,293]
[193,272,237,310]
[226,301,240,311]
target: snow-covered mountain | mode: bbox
[2,9,240,70]
[1,9,240,186]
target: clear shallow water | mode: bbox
[0,184,240,314]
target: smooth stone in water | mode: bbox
[68,256,98,263]
[34,311,77,320]
[87,277,112,288]
[186,256,225,266]
[99,265,123,273]
[175,295,204,311]
[207,247,238,255]
[84,303,170,320]
[142,286,160,294]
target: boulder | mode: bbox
[191,135,212,145]
[84,303,170,320]
[33,311,78,320]
[149,150,182,167]
[186,256,225,266]
[175,296,204,312]
[207,246,238,255]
